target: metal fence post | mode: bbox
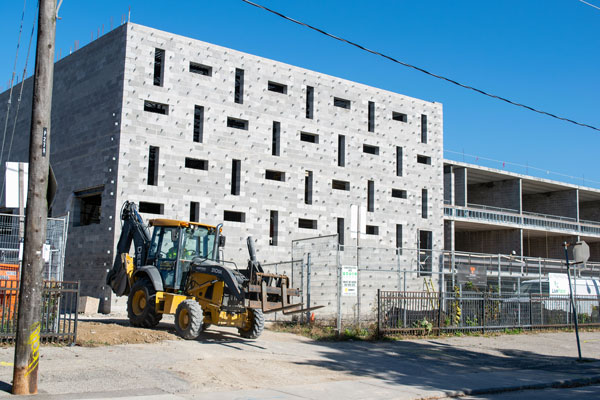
[336,243,342,334]
[306,253,311,323]
[497,254,501,294]
[377,288,381,337]
[403,270,407,328]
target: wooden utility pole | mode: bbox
[12,0,56,394]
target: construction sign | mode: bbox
[456,263,487,287]
[341,265,358,296]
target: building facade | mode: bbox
[0,23,444,312]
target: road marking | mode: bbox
[583,339,599,343]
[0,362,13,367]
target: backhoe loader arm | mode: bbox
[106,201,152,296]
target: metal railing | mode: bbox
[0,280,79,344]
[446,204,600,236]
[378,290,600,335]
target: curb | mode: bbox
[418,374,600,399]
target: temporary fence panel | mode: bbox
[0,213,69,281]
[0,280,79,344]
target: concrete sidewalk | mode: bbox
[1,327,599,399]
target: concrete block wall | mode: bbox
[467,179,521,211]
[455,229,521,255]
[523,234,577,260]
[116,23,445,270]
[580,200,600,222]
[0,26,127,312]
[522,190,578,219]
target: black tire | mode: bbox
[175,300,204,340]
[238,309,265,339]
[127,278,162,328]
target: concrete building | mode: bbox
[444,161,600,261]
[0,23,444,312]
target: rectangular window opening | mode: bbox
[392,189,407,199]
[153,48,165,87]
[193,106,204,143]
[366,225,379,235]
[304,171,313,205]
[265,170,285,182]
[231,159,241,196]
[148,146,159,186]
[185,157,208,171]
[332,180,350,191]
[422,188,428,219]
[139,201,164,215]
[338,135,345,167]
[396,147,403,177]
[421,114,428,144]
[417,155,432,165]
[268,81,287,94]
[367,180,375,212]
[189,62,212,76]
[419,230,433,276]
[227,117,248,130]
[392,111,407,122]
[306,86,314,119]
[269,210,278,246]
[272,121,280,156]
[363,144,380,155]
[73,187,103,226]
[337,218,344,246]
[190,202,199,223]
[333,97,351,109]
[224,210,245,223]
[396,224,403,255]
[298,218,317,230]
[368,101,375,132]
[234,68,244,104]
[300,132,319,144]
[144,100,169,115]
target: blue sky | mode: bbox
[1,0,599,187]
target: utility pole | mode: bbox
[12,0,56,394]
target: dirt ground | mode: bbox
[76,319,180,346]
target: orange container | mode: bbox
[0,264,20,320]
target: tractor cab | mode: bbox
[147,219,224,291]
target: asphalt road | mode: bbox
[0,324,599,399]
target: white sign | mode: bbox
[549,273,569,295]
[341,265,358,297]
[4,162,28,208]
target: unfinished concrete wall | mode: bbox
[455,229,521,255]
[117,23,445,269]
[454,167,467,206]
[0,25,127,312]
[580,201,600,222]
[467,179,521,211]
[523,234,578,260]
[522,190,578,219]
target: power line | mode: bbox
[579,0,600,11]
[1,0,29,169]
[241,0,600,133]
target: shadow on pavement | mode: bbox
[290,337,600,394]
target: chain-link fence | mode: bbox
[270,235,600,332]
[0,213,68,281]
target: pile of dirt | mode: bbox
[76,321,180,347]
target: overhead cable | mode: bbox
[241,0,600,132]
